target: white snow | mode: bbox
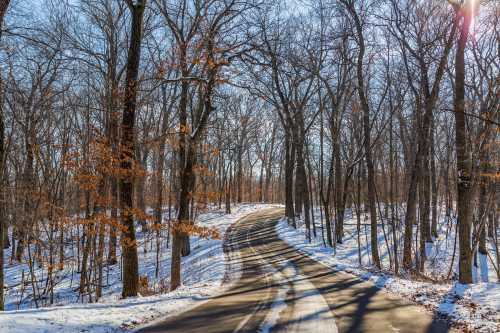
[0,204,274,333]
[276,215,500,333]
[256,265,289,333]
[479,253,489,283]
[1,204,497,332]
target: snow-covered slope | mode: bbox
[0,204,272,333]
[276,216,500,332]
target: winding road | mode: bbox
[137,207,454,333]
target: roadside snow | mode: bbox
[276,217,500,333]
[0,204,273,333]
[0,287,221,333]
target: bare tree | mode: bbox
[120,0,147,298]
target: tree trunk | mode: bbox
[171,35,218,290]
[419,156,431,271]
[264,124,276,202]
[430,118,438,238]
[236,150,243,203]
[136,147,149,232]
[171,142,196,290]
[120,0,146,298]
[0,0,9,309]
[454,5,473,284]
[79,191,92,298]
[333,131,344,244]
[0,58,4,313]
[94,179,107,300]
[107,177,118,265]
[294,115,310,239]
[284,131,295,227]
[225,160,232,214]
[389,114,399,275]
[293,125,303,219]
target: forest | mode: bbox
[0,0,498,332]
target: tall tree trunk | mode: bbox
[284,131,295,227]
[120,0,146,298]
[454,4,473,284]
[0,0,9,310]
[236,150,243,203]
[294,115,310,239]
[136,146,149,232]
[333,130,344,244]
[293,124,303,218]
[477,127,493,260]
[94,178,107,300]
[79,191,92,298]
[225,159,232,214]
[297,149,311,239]
[171,36,218,290]
[170,41,191,281]
[171,142,196,290]
[430,118,438,238]
[106,20,120,266]
[154,83,171,275]
[419,156,432,271]
[319,103,333,247]
[389,113,399,275]
[108,176,118,265]
[264,124,276,202]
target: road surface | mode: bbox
[137,207,453,333]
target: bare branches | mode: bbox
[162,76,208,84]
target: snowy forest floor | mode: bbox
[276,210,500,332]
[0,204,273,333]
[1,204,498,332]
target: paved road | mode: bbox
[137,208,453,333]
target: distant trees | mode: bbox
[339,0,381,269]
[387,0,459,272]
[0,0,498,310]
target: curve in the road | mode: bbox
[137,208,454,333]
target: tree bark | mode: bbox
[120,0,146,298]
[333,128,344,244]
[419,155,432,271]
[454,4,473,284]
[284,131,295,227]
[0,0,9,310]
[136,146,149,232]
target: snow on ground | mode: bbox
[0,203,273,333]
[276,214,500,332]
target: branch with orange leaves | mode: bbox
[170,220,221,240]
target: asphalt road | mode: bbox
[137,207,454,333]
